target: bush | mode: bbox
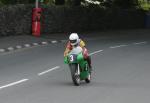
[0,4,146,36]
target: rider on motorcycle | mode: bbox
[64,33,92,72]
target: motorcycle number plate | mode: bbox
[69,54,76,62]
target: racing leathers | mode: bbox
[64,39,92,70]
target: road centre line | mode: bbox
[38,66,60,76]
[109,45,128,49]
[0,79,29,90]
[89,50,103,56]
[133,41,147,45]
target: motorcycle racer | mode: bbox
[64,33,92,72]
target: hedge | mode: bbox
[0,4,146,36]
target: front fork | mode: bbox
[76,64,80,76]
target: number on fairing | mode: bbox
[70,55,74,62]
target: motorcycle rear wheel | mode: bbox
[85,73,91,83]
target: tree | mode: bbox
[54,0,65,5]
[72,0,82,6]
[66,0,82,6]
[112,0,139,8]
[0,0,16,4]
[100,0,113,7]
[87,0,139,8]
[0,0,35,4]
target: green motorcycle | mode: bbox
[64,46,91,86]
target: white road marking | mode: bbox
[0,79,29,90]
[7,47,14,51]
[0,49,5,52]
[16,45,22,49]
[33,43,39,46]
[89,50,103,56]
[24,44,31,47]
[0,46,40,56]
[110,45,128,49]
[51,40,57,43]
[38,66,60,76]
[41,42,48,45]
[133,41,147,45]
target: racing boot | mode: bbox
[87,56,93,73]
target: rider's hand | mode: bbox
[64,49,70,57]
[64,52,68,57]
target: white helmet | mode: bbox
[69,33,79,46]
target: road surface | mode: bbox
[0,31,150,103]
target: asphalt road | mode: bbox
[0,33,150,103]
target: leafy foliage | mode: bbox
[0,0,142,9]
[0,0,35,5]
[112,0,139,8]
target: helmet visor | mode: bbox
[70,40,77,44]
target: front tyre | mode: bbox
[69,64,80,86]
[73,74,80,86]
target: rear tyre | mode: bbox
[85,63,91,83]
[85,73,91,83]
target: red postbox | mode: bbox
[32,8,42,37]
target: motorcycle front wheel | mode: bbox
[69,64,80,86]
